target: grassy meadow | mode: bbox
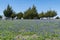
[0,19,60,40]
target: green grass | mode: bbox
[0,20,60,40]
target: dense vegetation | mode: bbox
[0,20,60,40]
[1,4,58,20]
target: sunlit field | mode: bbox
[0,19,60,40]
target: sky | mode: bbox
[0,0,60,16]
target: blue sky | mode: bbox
[0,0,60,16]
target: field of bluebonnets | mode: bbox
[0,19,60,40]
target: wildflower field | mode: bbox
[0,19,60,40]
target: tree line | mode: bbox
[0,4,59,20]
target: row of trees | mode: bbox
[1,5,58,20]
